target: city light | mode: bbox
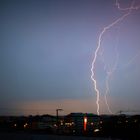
[94,129,100,133]
[24,123,28,128]
[84,117,87,131]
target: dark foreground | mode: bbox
[0,114,140,140]
[0,132,122,140]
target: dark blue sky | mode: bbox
[1,0,140,115]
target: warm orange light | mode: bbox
[84,117,87,123]
[84,117,87,131]
[24,123,28,128]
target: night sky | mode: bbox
[1,0,140,115]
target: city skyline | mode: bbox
[1,0,140,116]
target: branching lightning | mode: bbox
[124,50,140,68]
[91,0,140,115]
[116,0,140,11]
[105,46,119,114]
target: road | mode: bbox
[0,132,122,140]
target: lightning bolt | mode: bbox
[105,46,119,114]
[124,50,140,68]
[91,0,140,115]
[116,0,140,11]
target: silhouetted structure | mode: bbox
[0,113,140,139]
